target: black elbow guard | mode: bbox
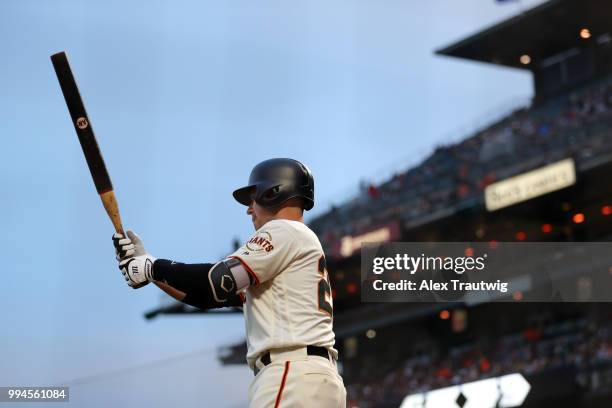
[208,257,245,303]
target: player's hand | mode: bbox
[113,230,146,260]
[112,230,156,288]
[119,254,156,288]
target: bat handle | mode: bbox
[100,190,125,236]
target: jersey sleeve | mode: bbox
[227,221,299,285]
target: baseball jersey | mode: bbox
[227,219,337,368]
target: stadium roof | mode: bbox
[436,0,612,69]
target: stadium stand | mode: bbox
[310,77,612,257]
[345,305,612,407]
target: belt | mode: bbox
[253,346,330,376]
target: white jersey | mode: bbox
[228,219,337,368]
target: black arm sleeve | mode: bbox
[153,259,243,309]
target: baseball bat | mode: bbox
[51,52,146,288]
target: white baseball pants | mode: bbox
[248,347,346,408]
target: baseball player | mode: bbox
[113,158,346,407]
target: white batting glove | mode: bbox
[113,233,136,260]
[112,230,156,288]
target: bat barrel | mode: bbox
[51,51,114,195]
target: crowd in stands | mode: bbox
[346,318,612,407]
[310,78,612,252]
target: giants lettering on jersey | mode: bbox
[246,230,274,252]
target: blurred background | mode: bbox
[1,0,611,407]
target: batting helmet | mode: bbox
[232,158,315,211]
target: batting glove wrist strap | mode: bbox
[119,255,157,286]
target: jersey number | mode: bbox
[317,255,333,317]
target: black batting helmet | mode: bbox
[232,158,315,211]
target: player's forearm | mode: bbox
[112,234,242,309]
[152,259,243,309]
[153,259,213,296]
[153,281,186,301]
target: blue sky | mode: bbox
[0,0,542,406]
